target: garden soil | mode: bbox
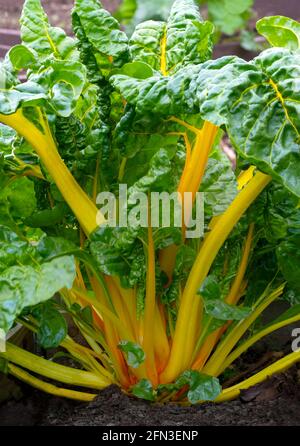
[0,366,300,426]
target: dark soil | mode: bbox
[0,366,300,426]
[1,310,300,427]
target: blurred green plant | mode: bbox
[115,0,255,38]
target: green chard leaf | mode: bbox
[32,301,68,349]
[0,255,76,333]
[257,16,300,50]
[199,275,221,300]
[131,378,155,401]
[20,0,78,62]
[201,147,238,216]
[203,299,251,321]
[158,370,221,403]
[118,340,145,368]
[73,0,129,68]
[129,0,214,73]
[183,370,221,404]
[112,47,300,197]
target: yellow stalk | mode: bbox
[75,262,87,291]
[219,312,300,375]
[160,121,218,279]
[61,336,114,381]
[192,224,254,370]
[192,329,221,371]
[179,122,218,200]
[74,287,146,383]
[154,305,170,372]
[237,166,256,190]
[73,287,132,341]
[143,222,159,386]
[169,117,202,135]
[115,281,139,340]
[216,350,300,403]
[8,363,96,402]
[226,223,255,305]
[0,109,105,236]
[183,296,203,368]
[3,342,111,389]
[105,276,136,341]
[160,30,168,76]
[203,284,285,376]
[83,279,133,386]
[160,172,272,383]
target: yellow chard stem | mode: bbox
[0,109,105,236]
[8,363,96,402]
[203,284,285,376]
[143,221,159,386]
[192,224,255,370]
[160,171,272,384]
[226,222,255,305]
[216,350,300,403]
[3,342,111,389]
[218,312,300,375]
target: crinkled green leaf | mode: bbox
[31,60,87,117]
[257,16,300,50]
[0,81,47,115]
[0,226,35,273]
[24,203,69,228]
[0,125,16,153]
[37,236,77,261]
[113,48,300,197]
[112,61,154,79]
[129,21,165,71]
[0,56,18,89]
[118,340,145,368]
[201,148,238,216]
[89,226,138,277]
[164,0,214,73]
[33,301,67,349]
[20,0,78,61]
[0,255,76,333]
[129,0,213,73]
[73,0,129,61]
[0,177,37,229]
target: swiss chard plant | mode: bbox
[0,0,300,404]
